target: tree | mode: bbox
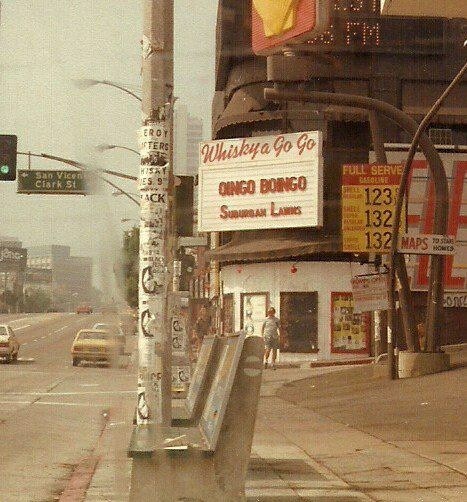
[24,289,51,313]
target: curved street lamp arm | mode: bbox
[101,80,142,102]
[98,176,140,206]
[109,145,139,155]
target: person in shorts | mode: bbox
[261,307,286,369]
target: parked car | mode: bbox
[118,312,137,336]
[92,323,126,353]
[76,305,93,314]
[0,325,20,363]
[71,329,121,366]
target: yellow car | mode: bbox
[71,329,121,366]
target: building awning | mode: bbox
[207,230,342,263]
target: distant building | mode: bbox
[0,236,26,313]
[174,104,203,176]
[25,245,93,311]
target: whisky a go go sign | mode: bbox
[342,164,405,253]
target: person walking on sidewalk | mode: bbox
[193,305,211,354]
[262,307,285,369]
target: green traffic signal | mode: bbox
[0,135,17,181]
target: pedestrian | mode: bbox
[262,307,287,369]
[193,305,211,354]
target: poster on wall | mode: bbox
[241,293,268,337]
[330,292,370,354]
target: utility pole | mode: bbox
[136,0,173,428]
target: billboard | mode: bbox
[252,0,330,55]
[376,151,466,292]
[198,131,323,232]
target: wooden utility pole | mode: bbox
[136,0,173,427]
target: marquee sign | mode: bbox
[198,131,323,232]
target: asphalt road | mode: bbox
[0,313,137,502]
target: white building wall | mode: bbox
[221,260,367,359]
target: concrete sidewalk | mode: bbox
[250,363,466,501]
[85,350,466,501]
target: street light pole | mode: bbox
[136,0,173,428]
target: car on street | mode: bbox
[71,329,122,366]
[0,325,20,363]
[118,311,137,336]
[76,304,93,314]
[92,322,126,351]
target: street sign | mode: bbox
[398,233,457,255]
[342,164,405,253]
[17,170,87,195]
[351,274,389,313]
[252,0,330,55]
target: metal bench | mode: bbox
[128,332,264,501]
[171,334,222,426]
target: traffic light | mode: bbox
[0,135,17,181]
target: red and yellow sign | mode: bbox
[252,0,330,55]
[342,164,405,253]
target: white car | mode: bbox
[0,325,20,363]
[92,323,125,354]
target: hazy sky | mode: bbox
[0,0,217,287]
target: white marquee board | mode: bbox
[198,131,323,232]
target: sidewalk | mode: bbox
[85,348,466,501]
[252,367,467,502]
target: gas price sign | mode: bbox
[342,163,405,253]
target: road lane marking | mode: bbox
[34,401,105,407]
[14,324,32,330]
[1,390,136,396]
[0,400,103,407]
